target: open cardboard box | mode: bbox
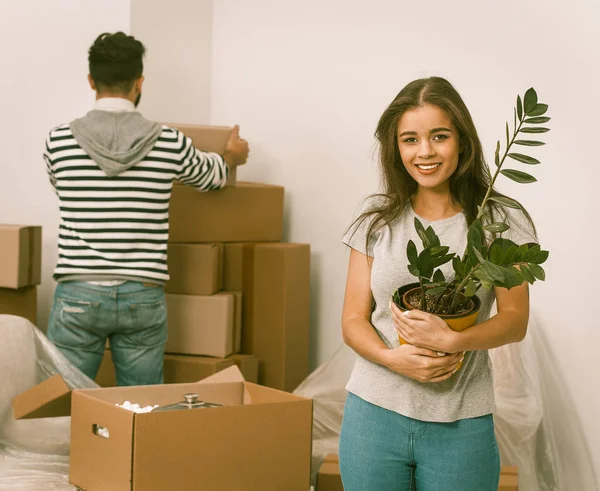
[12,366,313,491]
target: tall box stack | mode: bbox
[0,224,42,325]
[160,124,310,392]
[222,243,310,392]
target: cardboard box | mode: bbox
[165,243,223,295]
[96,349,117,387]
[13,367,313,491]
[499,466,519,491]
[316,454,519,491]
[165,124,239,186]
[169,183,284,243]
[317,453,343,491]
[0,225,42,289]
[227,354,259,384]
[96,350,235,387]
[165,292,242,357]
[0,286,37,325]
[223,243,310,392]
[164,354,235,384]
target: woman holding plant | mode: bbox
[339,77,548,490]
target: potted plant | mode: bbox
[392,88,550,343]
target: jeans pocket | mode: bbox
[49,298,101,349]
[125,297,168,347]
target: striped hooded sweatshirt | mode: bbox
[43,98,228,284]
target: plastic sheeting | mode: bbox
[294,310,599,490]
[1,312,597,490]
[0,315,98,491]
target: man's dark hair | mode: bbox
[89,32,146,93]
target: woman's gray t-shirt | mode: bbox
[342,200,535,422]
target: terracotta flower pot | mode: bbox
[392,283,482,372]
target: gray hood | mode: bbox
[69,110,163,177]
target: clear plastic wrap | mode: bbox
[0,315,98,490]
[1,308,597,490]
[294,309,597,490]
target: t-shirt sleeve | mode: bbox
[342,197,382,257]
[501,207,538,245]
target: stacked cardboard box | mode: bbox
[0,225,41,324]
[316,454,520,491]
[97,126,310,392]
[165,125,310,392]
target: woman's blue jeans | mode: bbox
[339,392,500,490]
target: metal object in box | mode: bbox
[152,393,222,412]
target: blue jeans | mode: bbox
[47,281,167,386]
[339,393,500,491]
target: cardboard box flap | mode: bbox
[324,453,339,464]
[198,365,251,404]
[198,365,245,384]
[12,374,72,419]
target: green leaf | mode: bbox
[520,127,550,134]
[519,264,536,284]
[407,240,418,266]
[514,140,545,147]
[489,242,507,265]
[473,248,486,264]
[517,96,523,120]
[525,116,551,124]
[433,269,445,284]
[528,263,546,281]
[467,220,484,264]
[474,268,493,285]
[408,264,420,277]
[507,153,541,165]
[494,140,500,167]
[505,122,510,148]
[425,226,441,248]
[524,88,538,114]
[515,244,529,262]
[426,285,447,296]
[504,244,518,265]
[430,246,449,256]
[431,253,455,269]
[418,249,433,279]
[489,195,522,209]
[501,169,537,184]
[452,256,461,275]
[483,222,510,233]
[501,266,525,288]
[513,108,517,131]
[529,250,549,265]
[464,280,478,298]
[482,261,505,282]
[528,104,548,117]
[525,244,541,259]
[414,218,430,248]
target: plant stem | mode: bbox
[451,111,525,310]
[475,116,525,223]
[449,264,480,313]
[420,280,426,312]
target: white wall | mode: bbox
[0,1,131,331]
[209,0,600,483]
[130,0,213,124]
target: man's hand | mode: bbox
[222,125,249,167]
[381,344,464,383]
